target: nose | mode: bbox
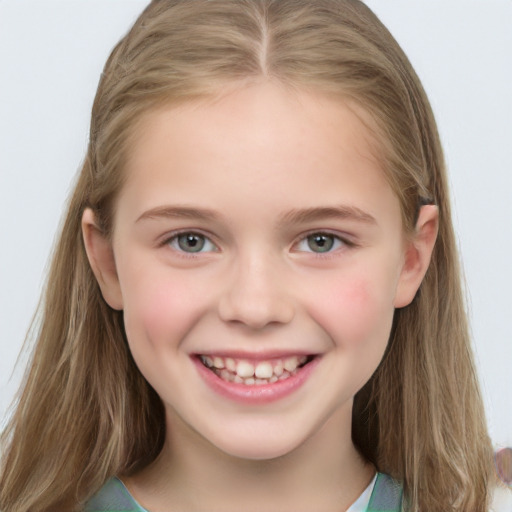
[217,252,295,330]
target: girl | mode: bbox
[0,1,496,510]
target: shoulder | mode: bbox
[83,478,146,512]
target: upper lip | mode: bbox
[192,350,318,361]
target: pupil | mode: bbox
[308,234,334,253]
[178,234,205,252]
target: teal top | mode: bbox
[84,472,403,512]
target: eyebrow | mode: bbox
[136,204,376,226]
[136,205,220,223]
[278,206,377,226]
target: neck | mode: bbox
[124,404,375,512]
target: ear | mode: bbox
[394,205,439,308]
[82,208,123,310]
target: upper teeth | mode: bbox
[200,355,308,383]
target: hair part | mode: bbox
[1,1,494,510]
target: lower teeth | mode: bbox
[213,367,293,386]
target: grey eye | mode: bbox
[295,233,344,253]
[178,234,206,252]
[306,234,336,253]
[169,233,217,253]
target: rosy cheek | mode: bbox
[122,281,178,342]
[344,278,372,309]
[338,280,378,333]
[311,276,393,348]
[123,273,213,350]
[141,294,174,338]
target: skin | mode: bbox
[83,81,438,511]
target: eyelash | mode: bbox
[160,230,355,258]
[160,230,219,258]
[292,231,355,257]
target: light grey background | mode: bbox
[1,1,511,451]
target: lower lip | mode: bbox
[193,356,320,404]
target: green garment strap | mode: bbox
[84,478,146,512]
[84,472,403,512]
[367,472,403,511]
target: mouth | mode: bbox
[197,354,316,386]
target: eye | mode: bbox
[295,233,345,253]
[167,232,217,253]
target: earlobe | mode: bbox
[82,208,123,310]
[394,205,439,308]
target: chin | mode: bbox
[205,424,310,462]
[219,442,298,462]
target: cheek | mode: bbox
[119,269,210,351]
[309,274,396,349]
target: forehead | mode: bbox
[117,82,399,228]
[130,82,383,169]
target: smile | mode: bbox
[194,353,319,404]
[199,354,312,385]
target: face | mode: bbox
[84,82,433,461]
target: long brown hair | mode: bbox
[0,1,494,510]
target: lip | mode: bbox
[195,350,313,361]
[192,354,320,404]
